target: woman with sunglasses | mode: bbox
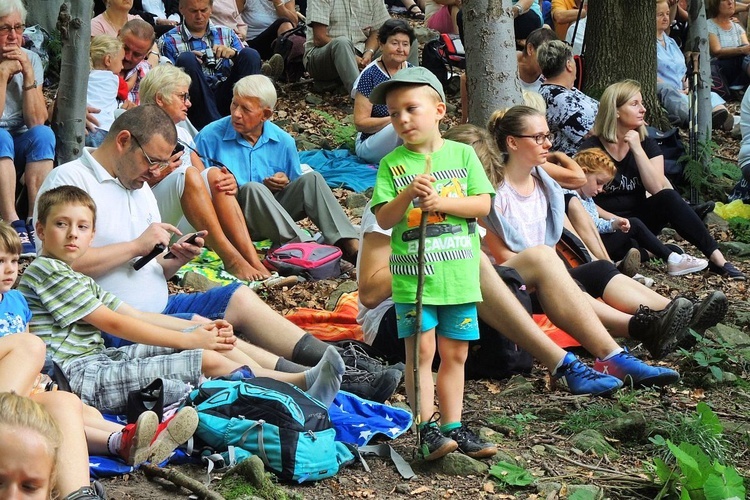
[580,80,745,280]
[480,106,726,362]
[139,64,271,281]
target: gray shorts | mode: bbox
[63,344,203,414]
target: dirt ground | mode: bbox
[87,79,750,499]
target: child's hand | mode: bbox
[408,174,437,209]
[191,323,235,351]
[614,217,631,233]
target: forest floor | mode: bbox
[77,78,750,499]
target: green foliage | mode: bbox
[568,489,600,500]
[487,412,537,436]
[45,29,63,86]
[217,474,302,500]
[727,217,750,245]
[680,138,741,202]
[649,403,730,464]
[313,109,356,151]
[489,461,535,487]
[678,333,745,384]
[648,438,745,500]
[559,402,625,434]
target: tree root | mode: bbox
[142,463,225,500]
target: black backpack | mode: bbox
[272,23,306,83]
[647,126,686,181]
[421,34,465,95]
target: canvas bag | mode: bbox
[186,377,354,482]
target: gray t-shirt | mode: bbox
[1,48,44,135]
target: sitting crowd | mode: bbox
[1,0,747,496]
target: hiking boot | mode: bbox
[616,248,641,277]
[11,219,35,257]
[119,410,159,465]
[692,201,716,221]
[708,261,747,281]
[339,343,405,376]
[148,406,199,464]
[341,367,401,403]
[552,352,622,396]
[667,253,708,276]
[447,426,498,459]
[628,297,693,359]
[594,348,680,388]
[678,290,729,349]
[419,418,458,461]
[62,484,107,500]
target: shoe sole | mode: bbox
[691,291,729,332]
[617,249,641,278]
[623,371,680,389]
[668,260,709,276]
[269,53,284,79]
[129,411,159,466]
[463,445,498,459]
[649,298,694,359]
[422,439,458,461]
[148,407,199,465]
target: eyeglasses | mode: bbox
[175,92,191,103]
[0,24,25,36]
[131,134,170,171]
[515,132,554,145]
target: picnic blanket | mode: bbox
[300,149,378,193]
[174,247,277,290]
[534,314,580,348]
[285,291,364,342]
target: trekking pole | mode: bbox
[688,51,700,205]
[413,155,432,452]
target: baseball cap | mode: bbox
[368,67,446,105]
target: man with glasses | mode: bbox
[36,105,401,405]
[0,0,54,257]
[158,0,262,129]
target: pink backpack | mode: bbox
[263,242,343,280]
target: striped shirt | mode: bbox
[18,256,122,367]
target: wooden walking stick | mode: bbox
[413,155,432,451]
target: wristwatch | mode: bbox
[22,80,38,91]
[512,4,523,16]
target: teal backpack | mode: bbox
[186,377,354,482]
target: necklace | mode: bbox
[380,59,403,79]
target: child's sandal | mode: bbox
[407,4,425,20]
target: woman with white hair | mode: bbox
[580,80,745,280]
[0,0,54,257]
[140,64,271,281]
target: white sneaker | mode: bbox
[633,273,655,288]
[667,254,708,276]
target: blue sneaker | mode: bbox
[552,352,622,396]
[10,219,35,257]
[594,348,680,388]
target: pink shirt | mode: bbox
[91,13,141,36]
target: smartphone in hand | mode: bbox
[164,231,204,259]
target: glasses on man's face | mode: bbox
[131,134,170,171]
[515,132,554,145]
[0,24,25,36]
[175,92,191,103]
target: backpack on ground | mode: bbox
[646,126,686,182]
[264,242,343,280]
[421,33,465,95]
[555,228,592,269]
[272,22,306,83]
[186,377,354,482]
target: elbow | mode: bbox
[359,289,381,309]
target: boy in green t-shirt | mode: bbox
[369,67,497,461]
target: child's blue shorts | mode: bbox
[394,302,479,341]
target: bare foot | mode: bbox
[225,260,270,282]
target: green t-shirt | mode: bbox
[371,140,494,305]
[18,256,123,366]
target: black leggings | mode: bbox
[568,260,620,298]
[609,189,718,258]
[602,217,672,262]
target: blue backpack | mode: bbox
[185,377,354,483]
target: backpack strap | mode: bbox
[358,443,415,479]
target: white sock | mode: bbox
[552,354,567,374]
[667,253,682,264]
[601,347,624,361]
[107,431,123,456]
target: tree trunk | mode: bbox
[24,0,67,34]
[53,0,92,164]
[685,0,712,143]
[583,0,670,129]
[463,0,523,128]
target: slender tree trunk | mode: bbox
[685,0,712,142]
[24,0,66,34]
[53,1,92,163]
[584,0,670,129]
[464,0,522,128]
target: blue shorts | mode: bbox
[102,282,243,348]
[394,302,479,341]
[0,126,56,177]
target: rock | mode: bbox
[705,212,729,230]
[325,281,359,310]
[346,192,368,209]
[180,272,219,291]
[305,94,323,105]
[295,139,319,151]
[394,484,411,494]
[568,484,604,499]
[446,103,457,114]
[709,324,750,348]
[413,26,439,44]
[413,452,489,476]
[342,114,355,124]
[500,374,534,397]
[349,206,365,218]
[717,241,750,257]
[291,123,304,133]
[569,429,618,458]
[701,371,738,387]
[537,406,566,421]
[535,481,562,497]
[478,426,499,444]
[228,455,269,489]
[492,449,520,465]
[660,227,678,239]
[602,412,648,442]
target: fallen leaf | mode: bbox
[481,380,501,394]
[483,482,495,493]
[410,485,431,495]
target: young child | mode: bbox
[368,67,497,460]
[19,186,343,416]
[0,391,62,500]
[571,148,709,276]
[86,35,128,147]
